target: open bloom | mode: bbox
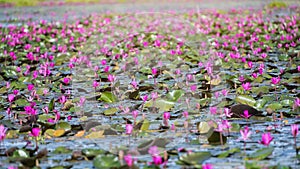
[240,126,251,141]
[8,94,15,103]
[210,106,217,115]
[242,82,251,91]
[30,127,40,137]
[241,110,251,119]
[0,125,7,141]
[291,124,298,138]
[152,155,163,165]
[259,132,273,146]
[271,76,280,85]
[224,108,233,118]
[108,74,116,83]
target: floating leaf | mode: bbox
[255,98,268,109]
[12,149,29,158]
[218,147,240,158]
[197,121,216,134]
[55,121,71,131]
[235,95,256,107]
[267,103,283,111]
[103,108,118,116]
[49,98,55,112]
[207,131,227,145]
[82,149,106,158]
[178,152,211,166]
[93,154,121,169]
[231,104,262,118]
[53,146,72,154]
[229,123,240,132]
[252,86,270,94]
[144,99,175,112]
[75,130,85,137]
[15,99,29,106]
[85,130,104,139]
[249,147,274,160]
[53,129,65,137]
[98,92,117,103]
[166,90,184,102]
[44,129,55,137]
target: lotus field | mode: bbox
[0,1,299,169]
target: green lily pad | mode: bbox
[15,99,29,106]
[82,148,106,158]
[53,146,72,154]
[166,90,184,102]
[255,98,268,109]
[236,95,256,107]
[93,154,121,169]
[55,121,71,131]
[249,147,274,160]
[98,92,117,103]
[12,149,29,158]
[218,147,240,158]
[207,131,227,145]
[144,99,175,112]
[103,108,118,116]
[267,103,283,111]
[178,151,211,166]
[49,98,55,112]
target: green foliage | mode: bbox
[267,1,288,9]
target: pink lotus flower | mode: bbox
[30,127,40,137]
[271,76,280,85]
[182,111,188,118]
[241,110,251,119]
[27,84,34,91]
[8,94,15,103]
[291,124,298,138]
[131,79,138,89]
[163,112,170,120]
[247,61,253,68]
[124,154,134,167]
[259,132,273,146]
[125,124,133,135]
[142,95,148,102]
[239,75,245,82]
[152,155,163,165]
[151,67,157,75]
[107,74,116,83]
[202,163,213,169]
[242,82,251,91]
[224,108,233,118]
[13,90,19,95]
[132,110,138,119]
[148,146,159,156]
[210,106,217,115]
[151,92,158,101]
[63,77,70,85]
[221,89,228,96]
[190,84,197,92]
[240,126,251,141]
[0,125,7,141]
[92,80,99,88]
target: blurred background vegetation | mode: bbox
[0,0,290,7]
